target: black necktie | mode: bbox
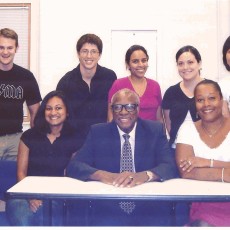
[119,134,136,214]
[120,134,134,173]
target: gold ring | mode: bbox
[129,176,134,180]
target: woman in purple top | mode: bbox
[108,45,163,122]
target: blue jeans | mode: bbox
[0,132,22,160]
[6,199,64,226]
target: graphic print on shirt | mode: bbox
[0,84,23,99]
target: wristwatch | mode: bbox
[146,171,154,182]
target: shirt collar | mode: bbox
[117,122,137,139]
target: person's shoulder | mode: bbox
[146,77,159,84]
[163,82,181,97]
[165,82,180,91]
[146,78,161,88]
[91,122,111,130]
[21,127,38,139]
[113,77,129,84]
[138,118,163,131]
[13,64,34,76]
[97,65,117,79]
[85,122,113,139]
[61,66,80,79]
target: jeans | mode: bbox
[0,132,22,160]
[6,199,64,226]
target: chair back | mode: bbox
[0,161,17,200]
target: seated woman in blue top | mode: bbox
[6,90,81,226]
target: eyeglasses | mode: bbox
[111,104,138,113]
[80,49,99,56]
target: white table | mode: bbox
[6,176,230,226]
[7,176,230,201]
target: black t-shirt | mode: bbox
[21,124,81,177]
[162,82,199,146]
[0,64,42,135]
[56,64,117,145]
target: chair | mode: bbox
[0,160,17,200]
[0,160,17,226]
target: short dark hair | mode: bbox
[222,36,230,71]
[125,45,149,65]
[0,28,18,47]
[194,79,223,99]
[76,33,103,54]
[176,45,202,63]
[34,90,70,134]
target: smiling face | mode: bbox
[0,36,17,71]
[45,96,67,129]
[195,84,223,123]
[226,48,230,68]
[112,89,139,133]
[127,50,148,79]
[177,51,201,81]
[78,43,101,71]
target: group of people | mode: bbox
[0,27,230,226]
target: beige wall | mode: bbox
[0,0,230,97]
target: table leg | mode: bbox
[43,199,52,226]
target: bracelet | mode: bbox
[210,159,214,168]
[221,168,225,182]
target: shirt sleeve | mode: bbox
[175,121,194,145]
[25,74,42,106]
[162,87,173,109]
[155,81,162,105]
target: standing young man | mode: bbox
[0,28,42,160]
[57,34,117,147]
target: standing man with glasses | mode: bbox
[56,33,117,147]
[67,88,177,226]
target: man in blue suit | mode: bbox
[67,88,177,226]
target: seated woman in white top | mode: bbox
[176,79,230,227]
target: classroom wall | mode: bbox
[0,0,230,98]
[39,0,230,97]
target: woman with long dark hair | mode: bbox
[6,90,81,226]
[219,36,230,117]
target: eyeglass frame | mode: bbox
[111,103,139,113]
[80,49,100,56]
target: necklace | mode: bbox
[201,119,224,138]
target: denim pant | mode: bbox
[6,199,64,226]
[0,132,22,160]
